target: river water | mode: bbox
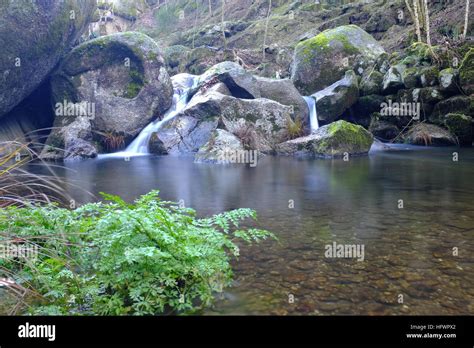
[30,145,474,315]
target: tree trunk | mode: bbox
[423,0,431,46]
[413,0,422,42]
[463,0,470,39]
[221,0,226,50]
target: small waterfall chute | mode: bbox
[303,96,319,133]
[100,75,198,158]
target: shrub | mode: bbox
[0,191,274,315]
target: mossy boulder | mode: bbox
[459,48,474,95]
[48,32,173,148]
[439,68,460,95]
[312,70,359,123]
[419,66,439,87]
[430,96,474,123]
[443,113,473,146]
[291,25,385,95]
[382,65,405,94]
[276,120,373,158]
[360,70,384,96]
[0,0,96,118]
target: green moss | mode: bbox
[459,48,474,88]
[315,120,373,155]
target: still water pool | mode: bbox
[32,145,474,315]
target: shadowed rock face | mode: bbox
[0,0,96,118]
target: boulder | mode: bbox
[276,120,373,158]
[369,118,400,141]
[40,116,97,161]
[443,113,473,146]
[291,25,385,95]
[430,96,474,123]
[401,67,422,89]
[149,132,168,155]
[459,48,474,95]
[49,32,174,147]
[382,66,405,94]
[439,68,460,95]
[156,90,294,154]
[360,71,384,96]
[404,123,457,146]
[312,70,359,123]
[194,129,245,164]
[193,61,260,99]
[0,0,96,118]
[419,66,439,87]
[353,94,385,120]
[255,76,309,127]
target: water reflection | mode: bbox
[28,147,474,315]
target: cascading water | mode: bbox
[303,96,319,133]
[101,75,198,158]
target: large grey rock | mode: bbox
[291,25,385,95]
[194,129,245,164]
[312,70,359,123]
[255,76,309,127]
[193,61,260,99]
[156,90,294,154]
[49,32,173,146]
[276,120,373,158]
[0,0,96,118]
[439,68,459,95]
[382,66,405,94]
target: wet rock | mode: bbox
[276,120,373,158]
[419,66,439,87]
[291,25,385,95]
[312,70,359,123]
[149,132,168,155]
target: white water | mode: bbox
[100,75,197,158]
[303,96,319,133]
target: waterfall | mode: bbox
[101,75,197,158]
[303,96,319,133]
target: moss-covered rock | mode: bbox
[48,32,173,151]
[382,65,405,94]
[291,25,385,95]
[419,66,439,87]
[276,120,373,158]
[360,70,384,96]
[369,116,400,141]
[443,113,472,146]
[0,0,96,118]
[459,48,474,95]
[430,96,474,123]
[439,68,460,95]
